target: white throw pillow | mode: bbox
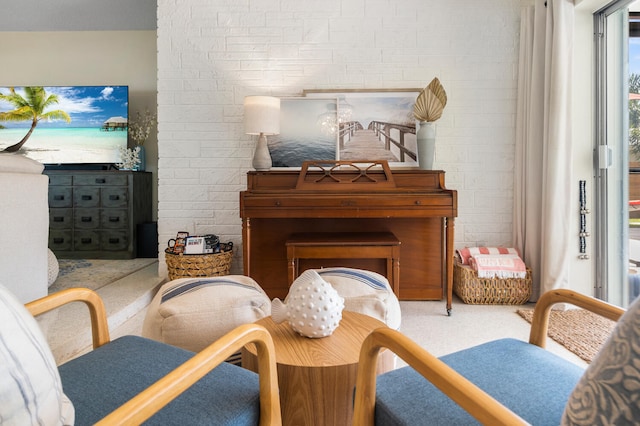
[142,275,272,352]
[316,267,402,329]
[0,154,44,174]
[0,283,74,425]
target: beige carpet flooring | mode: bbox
[396,299,588,368]
[50,258,157,293]
[517,308,616,363]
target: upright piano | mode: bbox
[239,161,458,314]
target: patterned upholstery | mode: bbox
[562,295,640,425]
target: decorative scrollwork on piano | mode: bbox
[295,160,396,190]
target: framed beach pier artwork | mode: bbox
[268,97,339,168]
[304,89,420,167]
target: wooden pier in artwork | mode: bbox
[339,120,417,162]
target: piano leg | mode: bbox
[446,217,455,316]
[286,243,298,285]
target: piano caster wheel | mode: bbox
[447,308,452,316]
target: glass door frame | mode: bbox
[594,0,635,306]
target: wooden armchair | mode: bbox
[353,289,630,425]
[1,286,282,425]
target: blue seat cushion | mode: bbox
[375,338,585,425]
[59,335,260,425]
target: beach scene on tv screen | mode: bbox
[0,86,128,164]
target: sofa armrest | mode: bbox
[0,171,49,303]
[528,289,624,348]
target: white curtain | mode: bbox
[514,0,575,300]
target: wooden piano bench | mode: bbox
[285,232,400,297]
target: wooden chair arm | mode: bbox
[96,323,281,426]
[27,288,282,425]
[528,288,624,348]
[352,327,529,426]
[25,287,111,349]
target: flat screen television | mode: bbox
[0,85,129,168]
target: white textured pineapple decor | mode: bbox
[271,269,345,338]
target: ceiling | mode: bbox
[0,0,156,31]
[5,1,640,31]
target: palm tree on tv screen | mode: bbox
[0,86,71,152]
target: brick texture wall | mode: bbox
[157,0,522,275]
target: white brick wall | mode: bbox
[157,0,522,275]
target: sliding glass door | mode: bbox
[595,0,637,307]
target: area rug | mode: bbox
[49,258,157,293]
[517,308,616,363]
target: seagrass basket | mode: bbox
[165,243,233,280]
[453,260,532,305]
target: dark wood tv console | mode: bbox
[239,161,457,313]
[45,170,152,259]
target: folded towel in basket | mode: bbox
[469,254,527,279]
[456,247,521,265]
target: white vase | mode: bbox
[416,121,436,170]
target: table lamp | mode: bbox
[244,96,280,171]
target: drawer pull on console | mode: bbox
[53,238,64,244]
[54,195,65,201]
[81,217,92,222]
[53,217,64,222]
[109,195,120,201]
[81,238,92,244]
[81,195,92,201]
[109,217,120,222]
[109,238,120,244]
[95,178,106,184]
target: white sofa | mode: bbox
[0,154,49,303]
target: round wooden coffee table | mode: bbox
[242,311,393,426]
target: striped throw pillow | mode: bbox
[0,283,74,425]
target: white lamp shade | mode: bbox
[244,96,281,135]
